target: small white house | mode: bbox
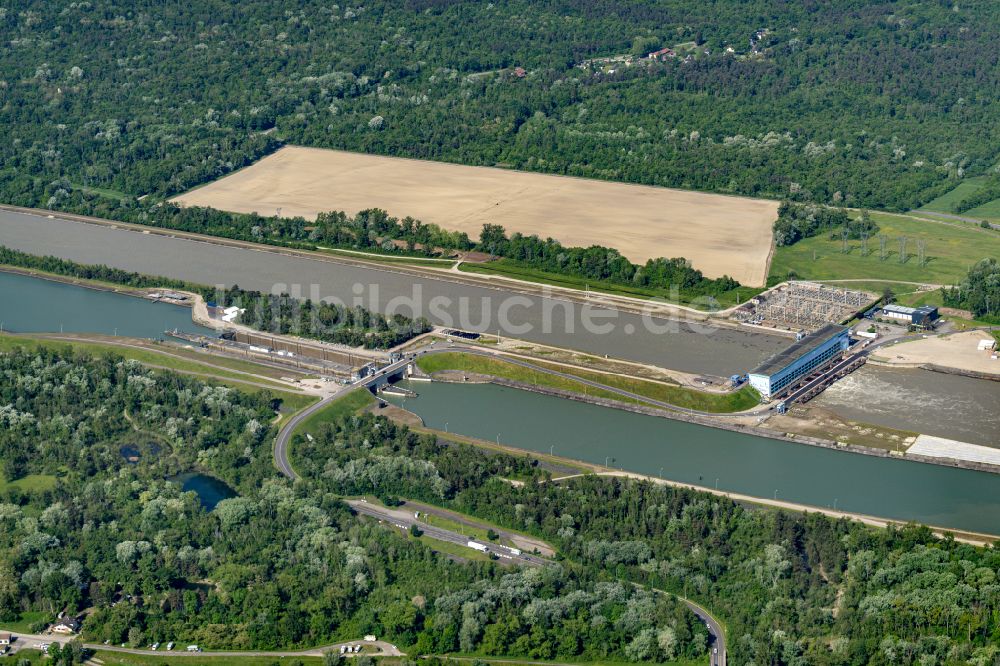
[978,339,997,352]
[220,306,245,323]
[52,618,80,634]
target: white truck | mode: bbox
[467,540,489,553]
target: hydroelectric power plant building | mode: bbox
[748,324,851,399]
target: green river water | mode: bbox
[386,379,1000,536]
[0,270,211,338]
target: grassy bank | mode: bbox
[459,261,761,309]
[917,176,990,215]
[417,353,760,413]
[769,212,1000,284]
[291,389,376,440]
[321,247,457,268]
[417,353,649,406]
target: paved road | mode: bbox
[273,390,347,480]
[681,598,727,666]
[347,499,548,566]
[0,629,402,658]
[914,209,1000,230]
[270,355,414,480]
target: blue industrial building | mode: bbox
[748,324,851,398]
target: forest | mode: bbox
[0,246,431,349]
[3,0,1000,230]
[2,349,999,664]
[292,396,1000,665]
[0,348,708,661]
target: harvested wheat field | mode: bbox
[172,146,779,285]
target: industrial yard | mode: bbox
[732,281,873,332]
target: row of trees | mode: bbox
[217,286,432,349]
[478,224,739,298]
[0,247,430,349]
[4,187,747,301]
[952,174,1000,214]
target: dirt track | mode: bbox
[172,146,778,285]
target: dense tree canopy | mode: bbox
[2,348,999,663]
[2,0,1000,218]
[294,397,1000,665]
[0,348,708,660]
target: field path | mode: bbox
[171,146,778,285]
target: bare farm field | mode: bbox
[171,146,779,286]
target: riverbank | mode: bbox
[382,399,998,547]
[0,263,385,366]
[0,208,788,374]
[0,204,780,325]
[871,330,1000,377]
[0,264,163,301]
[422,370,1000,477]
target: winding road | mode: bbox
[273,391,342,480]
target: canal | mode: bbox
[0,270,211,338]
[0,209,786,375]
[385,380,1000,536]
[3,265,998,535]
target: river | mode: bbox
[0,270,212,338]
[0,209,786,376]
[385,380,1000,536]
[3,263,998,535]
[813,365,1000,448]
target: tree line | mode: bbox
[0,246,430,349]
[951,174,1000,214]
[773,202,880,247]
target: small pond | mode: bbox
[170,473,237,510]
